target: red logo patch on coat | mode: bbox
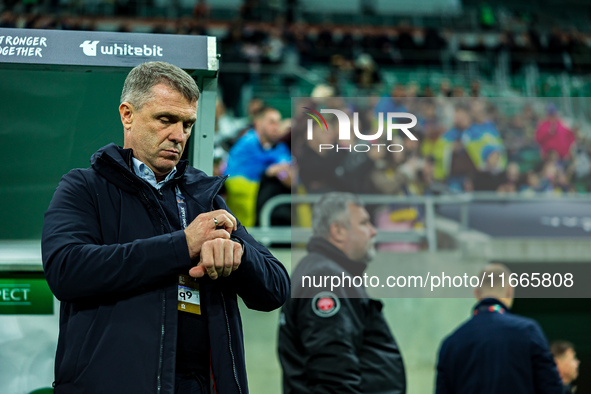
[311,292,341,318]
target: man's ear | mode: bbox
[328,222,346,244]
[119,102,134,130]
[506,284,514,299]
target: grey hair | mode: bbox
[312,192,363,238]
[120,61,200,110]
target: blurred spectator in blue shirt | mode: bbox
[224,107,291,226]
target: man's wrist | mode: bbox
[230,236,245,251]
[183,229,199,259]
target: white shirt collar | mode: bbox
[132,157,177,190]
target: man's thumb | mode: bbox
[189,265,206,278]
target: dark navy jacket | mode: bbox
[278,237,406,394]
[42,144,290,394]
[436,298,563,394]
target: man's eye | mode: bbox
[160,118,171,124]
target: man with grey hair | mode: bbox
[42,61,289,394]
[436,263,563,394]
[278,192,406,393]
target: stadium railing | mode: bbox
[248,192,591,251]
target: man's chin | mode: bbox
[364,245,377,263]
[156,158,179,171]
[159,152,180,161]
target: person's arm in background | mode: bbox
[265,162,292,187]
[265,142,292,186]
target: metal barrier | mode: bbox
[455,192,591,231]
[248,192,591,251]
[250,193,468,251]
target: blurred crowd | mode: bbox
[291,93,591,196]
[211,87,591,244]
[4,1,591,114]
[4,4,591,116]
[217,88,590,190]
[2,5,591,76]
[3,1,591,235]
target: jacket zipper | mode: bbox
[157,291,166,394]
[206,176,243,393]
[123,163,232,393]
[221,293,243,394]
[142,186,170,394]
[102,155,175,394]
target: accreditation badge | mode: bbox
[178,274,201,315]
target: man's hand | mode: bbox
[265,162,290,178]
[189,238,243,280]
[184,210,237,259]
[266,162,292,187]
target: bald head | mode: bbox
[474,263,514,308]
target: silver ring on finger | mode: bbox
[213,217,218,226]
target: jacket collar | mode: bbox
[307,237,368,276]
[473,298,510,314]
[90,144,225,208]
[90,143,187,192]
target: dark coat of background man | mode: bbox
[550,340,580,394]
[41,61,290,394]
[278,192,406,394]
[436,263,563,394]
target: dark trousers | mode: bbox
[175,372,210,394]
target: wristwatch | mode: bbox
[230,237,244,251]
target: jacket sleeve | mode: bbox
[528,322,564,394]
[435,339,451,394]
[42,170,194,303]
[295,295,365,393]
[213,195,290,312]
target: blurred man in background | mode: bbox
[433,103,477,191]
[224,106,291,227]
[278,192,406,393]
[535,103,575,161]
[436,263,563,394]
[551,340,580,393]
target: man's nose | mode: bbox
[169,122,186,143]
[370,224,378,237]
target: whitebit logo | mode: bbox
[80,40,100,56]
[79,40,164,57]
